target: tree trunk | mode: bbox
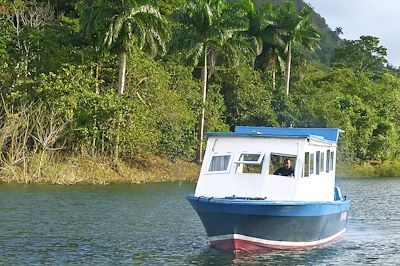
[197,47,208,163]
[93,62,101,155]
[268,57,276,90]
[118,49,127,95]
[114,112,121,162]
[285,42,292,96]
[115,49,126,160]
[271,61,276,90]
[95,63,100,94]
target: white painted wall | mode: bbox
[295,139,337,201]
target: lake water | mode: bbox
[1,178,400,265]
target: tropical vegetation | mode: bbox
[1,0,400,183]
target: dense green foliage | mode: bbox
[1,0,400,176]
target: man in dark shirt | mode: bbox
[274,159,294,176]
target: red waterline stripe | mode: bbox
[209,229,346,251]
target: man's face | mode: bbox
[285,160,291,169]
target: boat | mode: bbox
[186,126,350,251]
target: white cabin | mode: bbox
[194,126,342,202]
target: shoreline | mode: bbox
[0,155,200,185]
[1,155,398,185]
[336,160,400,179]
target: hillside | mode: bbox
[254,0,342,65]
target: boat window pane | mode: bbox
[237,153,262,163]
[326,150,330,173]
[310,153,314,174]
[316,151,320,175]
[330,152,335,171]
[244,154,259,161]
[269,154,296,176]
[304,152,310,177]
[320,152,325,173]
[209,155,231,172]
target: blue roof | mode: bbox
[207,126,342,143]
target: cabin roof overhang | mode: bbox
[206,132,336,145]
[206,126,342,145]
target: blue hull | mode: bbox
[186,195,350,251]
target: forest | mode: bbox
[1,0,400,183]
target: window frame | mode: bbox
[235,152,265,174]
[326,150,331,173]
[320,152,325,173]
[206,153,232,174]
[330,151,335,171]
[234,152,264,165]
[310,153,315,175]
[304,152,310,177]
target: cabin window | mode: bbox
[316,151,320,175]
[330,152,335,171]
[304,152,310,177]
[326,150,330,173]
[208,155,231,172]
[320,152,325,173]
[269,154,296,176]
[310,153,314,174]
[235,153,264,174]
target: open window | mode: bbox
[208,154,231,173]
[235,153,264,174]
[269,153,296,177]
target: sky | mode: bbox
[303,0,400,67]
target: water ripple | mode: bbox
[0,180,400,264]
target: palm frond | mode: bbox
[204,3,214,27]
[169,0,252,70]
[187,42,204,66]
[132,5,162,19]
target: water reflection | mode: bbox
[186,244,348,266]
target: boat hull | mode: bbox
[186,195,350,251]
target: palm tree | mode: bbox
[244,1,285,90]
[81,0,168,95]
[171,0,250,162]
[274,2,320,95]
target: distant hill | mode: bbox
[253,0,342,65]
